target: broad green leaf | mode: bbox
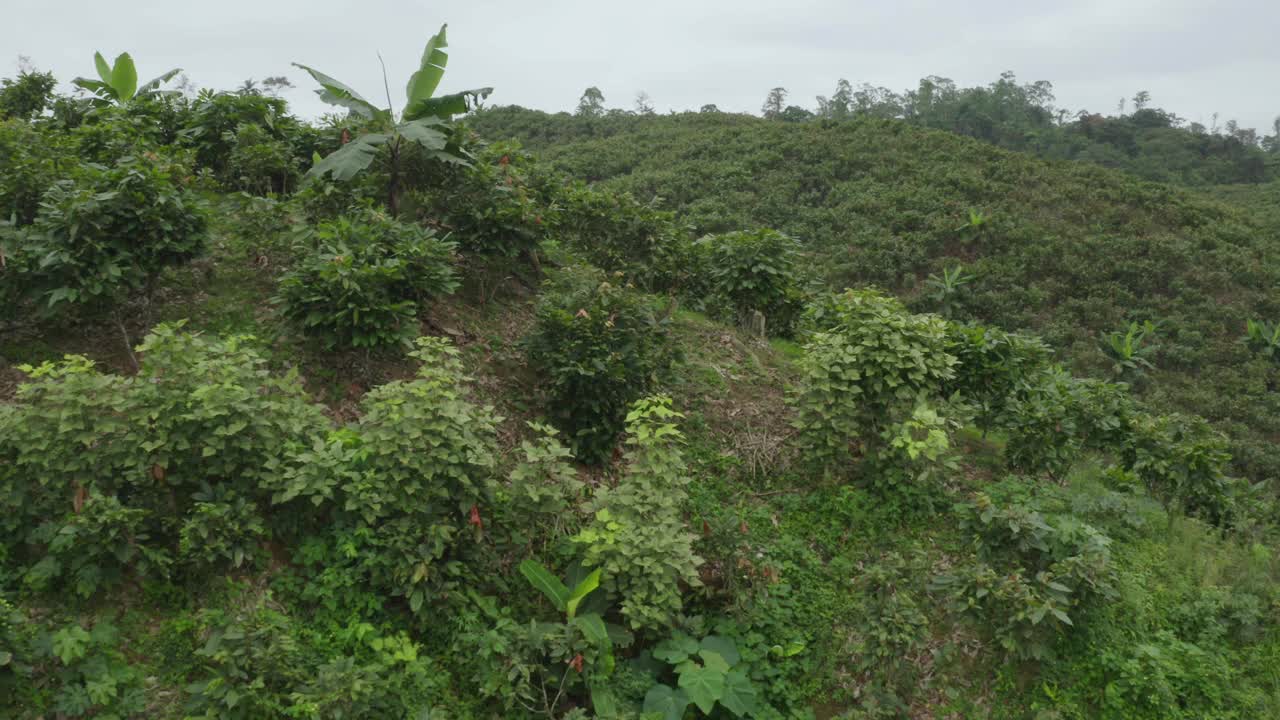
[572,613,609,646]
[700,635,741,667]
[52,625,91,665]
[404,87,492,120]
[292,63,386,120]
[643,684,690,720]
[306,133,389,182]
[653,633,700,664]
[719,670,760,717]
[679,662,726,714]
[591,685,619,718]
[71,78,109,95]
[110,52,138,101]
[138,68,182,96]
[94,52,112,85]
[517,559,569,612]
[405,24,449,109]
[698,649,730,674]
[566,567,601,618]
[397,119,450,151]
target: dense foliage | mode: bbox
[3,44,1280,720]
[525,266,677,463]
[472,73,1280,187]
[276,208,458,349]
[473,109,1280,484]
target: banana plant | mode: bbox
[72,51,181,105]
[1100,320,1158,384]
[294,23,492,215]
[1243,319,1280,363]
[925,264,973,317]
[518,560,620,717]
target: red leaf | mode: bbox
[468,505,484,530]
[569,654,584,673]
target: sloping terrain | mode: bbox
[472,109,1280,481]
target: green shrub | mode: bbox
[24,492,167,598]
[944,323,1051,432]
[269,337,499,615]
[68,106,178,164]
[644,631,764,718]
[0,595,38,711]
[525,266,677,463]
[1004,368,1087,480]
[276,208,458,349]
[186,592,451,719]
[933,494,1114,661]
[464,560,624,717]
[182,90,320,180]
[178,485,269,572]
[844,552,931,708]
[872,400,964,508]
[226,122,299,195]
[1123,413,1240,525]
[792,289,956,477]
[553,181,696,292]
[502,422,586,551]
[0,324,327,596]
[15,153,206,312]
[699,228,804,336]
[0,70,56,120]
[0,118,71,225]
[3,616,148,718]
[410,142,550,261]
[573,396,703,630]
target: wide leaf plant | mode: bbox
[72,51,181,105]
[294,23,493,214]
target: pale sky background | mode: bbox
[3,0,1277,134]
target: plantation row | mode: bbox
[2,31,1280,720]
[470,108,1280,487]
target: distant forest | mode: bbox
[484,73,1280,187]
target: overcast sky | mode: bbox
[4,0,1277,133]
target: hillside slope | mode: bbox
[471,109,1280,481]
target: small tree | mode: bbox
[793,289,957,478]
[634,91,655,115]
[525,266,676,463]
[761,87,787,119]
[0,68,56,120]
[1100,320,1158,385]
[924,265,973,318]
[295,23,492,215]
[14,154,206,321]
[576,86,605,117]
[276,208,458,350]
[1242,319,1280,364]
[816,78,853,120]
[700,228,802,335]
